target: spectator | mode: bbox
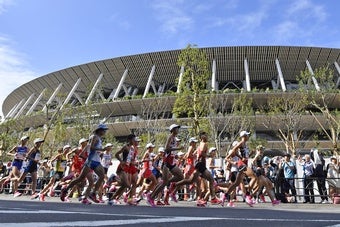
[326,156,340,201]
[310,148,329,203]
[0,161,6,178]
[298,154,315,203]
[279,153,297,202]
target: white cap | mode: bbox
[175,137,181,142]
[79,138,88,144]
[239,131,251,137]
[146,143,155,149]
[158,147,165,152]
[209,147,217,153]
[34,138,44,144]
[94,123,108,131]
[63,145,71,150]
[177,151,184,156]
[134,137,141,142]
[21,136,29,141]
[189,137,198,143]
[169,124,180,131]
[104,143,113,148]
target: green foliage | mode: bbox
[173,44,211,134]
[297,64,336,91]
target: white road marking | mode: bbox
[2,217,224,227]
[0,209,159,218]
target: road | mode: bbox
[1,194,340,227]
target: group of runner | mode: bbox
[0,123,280,208]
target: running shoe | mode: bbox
[30,192,39,200]
[198,199,207,205]
[221,193,226,207]
[48,189,55,197]
[107,199,120,206]
[89,192,99,203]
[13,191,22,197]
[227,201,235,207]
[60,188,68,202]
[210,197,222,205]
[170,192,178,203]
[123,192,128,203]
[127,198,137,206]
[39,193,45,202]
[245,196,254,207]
[259,194,266,203]
[271,199,280,206]
[81,198,92,205]
[164,200,170,205]
[113,199,121,205]
[145,192,155,207]
[107,200,114,206]
[64,196,71,203]
[156,201,165,206]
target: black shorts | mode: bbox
[194,162,206,174]
[104,167,109,174]
[165,163,176,171]
[53,171,64,180]
[24,161,37,173]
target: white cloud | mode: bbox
[288,0,327,21]
[0,0,13,14]
[0,37,37,118]
[151,0,194,35]
[272,1,329,45]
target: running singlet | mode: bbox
[236,143,250,170]
[124,146,138,175]
[56,155,67,172]
[164,137,177,167]
[71,148,85,173]
[88,135,102,163]
[25,149,41,173]
[140,154,153,178]
[15,146,28,160]
[195,146,207,173]
[101,153,112,168]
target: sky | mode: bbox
[0,0,339,117]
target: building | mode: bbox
[2,46,340,150]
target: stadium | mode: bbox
[2,46,340,152]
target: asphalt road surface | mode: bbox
[1,194,340,227]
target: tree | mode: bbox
[261,93,309,155]
[173,44,210,134]
[207,93,255,157]
[299,65,340,154]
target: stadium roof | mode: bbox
[3,46,340,116]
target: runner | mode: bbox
[108,134,140,205]
[136,143,157,200]
[62,138,90,203]
[60,124,107,204]
[5,136,29,197]
[38,145,70,201]
[173,132,222,206]
[182,137,198,201]
[223,131,254,207]
[14,138,44,198]
[146,124,184,207]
